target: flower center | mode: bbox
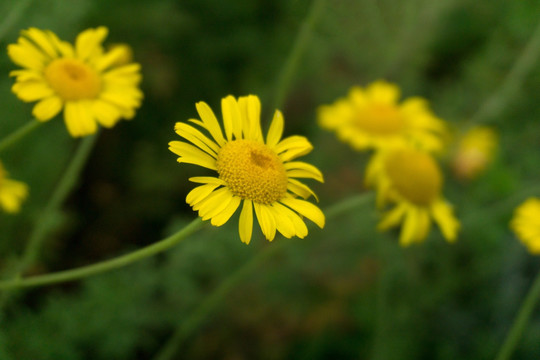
[44,58,101,101]
[385,149,442,206]
[356,103,404,135]
[216,140,288,204]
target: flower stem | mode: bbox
[0,134,98,299]
[494,269,540,360]
[0,218,205,290]
[271,0,326,112]
[471,18,540,124]
[0,120,42,154]
[152,193,374,360]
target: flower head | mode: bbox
[8,27,143,137]
[0,161,28,213]
[169,95,325,244]
[451,126,497,180]
[366,145,459,246]
[510,198,540,254]
[318,80,446,152]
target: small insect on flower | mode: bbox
[510,197,540,255]
[8,27,143,137]
[0,161,28,213]
[366,145,460,246]
[318,80,447,152]
[169,95,325,244]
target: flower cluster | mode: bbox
[319,80,459,246]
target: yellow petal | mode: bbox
[266,110,284,148]
[377,203,406,231]
[285,161,324,182]
[211,195,241,226]
[23,28,58,59]
[432,200,460,242]
[175,122,219,156]
[76,27,108,60]
[168,141,217,170]
[91,99,121,128]
[188,177,225,185]
[186,183,221,206]
[269,203,295,238]
[12,81,55,102]
[239,199,253,244]
[195,101,226,146]
[32,96,63,121]
[272,202,308,238]
[399,207,417,246]
[254,202,277,241]
[287,178,318,202]
[64,101,97,137]
[238,95,263,141]
[280,197,325,228]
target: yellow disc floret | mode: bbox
[216,140,288,204]
[356,103,404,135]
[385,148,442,206]
[44,58,101,101]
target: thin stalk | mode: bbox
[0,135,98,299]
[152,193,374,360]
[0,121,42,154]
[0,218,205,290]
[471,18,540,124]
[271,0,326,112]
[494,269,540,360]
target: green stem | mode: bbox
[152,193,374,360]
[271,0,326,112]
[0,0,33,42]
[0,120,42,154]
[494,269,540,360]
[0,134,98,293]
[0,218,205,290]
[471,18,540,124]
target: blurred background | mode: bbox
[1,0,540,359]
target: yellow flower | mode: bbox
[8,27,143,137]
[318,80,446,152]
[451,126,497,180]
[169,95,325,244]
[0,162,28,213]
[510,198,540,254]
[366,146,459,246]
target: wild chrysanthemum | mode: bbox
[510,198,540,254]
[0,162,28,213]
[169,95,325,244]
[8,27,143,137]
[451,126,497,180]
[366,146,459,246]
[318,80,446,152]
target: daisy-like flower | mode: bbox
[169,95,325,244]
[366,145,459,246]
[8,27,143,137]
[510,198,540,254]
[0,161,28,213]
[451,126,497,180]
[318,80,447,152]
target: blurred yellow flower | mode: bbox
[0,162,28,213]
[510,197,540,254]
[366,146,459,246]
[169,95,325,244]
[451,126,497,180]
[8,27,143,137]
[318,80,447,152]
